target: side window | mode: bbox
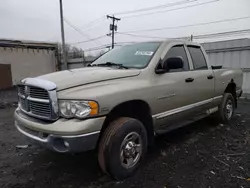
[188,46,208,70]
[164,45,189,72]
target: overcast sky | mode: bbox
[1,0,250,51]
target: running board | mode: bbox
[155,107,218,135]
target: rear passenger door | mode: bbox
[186,45,214,108]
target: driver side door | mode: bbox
[152,45,199,129]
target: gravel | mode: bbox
[0,101,250,188]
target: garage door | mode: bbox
[0,64,12,89]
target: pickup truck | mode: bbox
[14,39,243,180]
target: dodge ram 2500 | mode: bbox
[14,39,243,180]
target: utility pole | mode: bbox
[59,0,67,69]
[107,15,121,49]
[190,34,193,41]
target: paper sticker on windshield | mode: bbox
[135,51,154,56]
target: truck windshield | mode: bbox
[92,42,161,69]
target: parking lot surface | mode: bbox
[1,101,250,188]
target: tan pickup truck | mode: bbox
[14,39,243,180]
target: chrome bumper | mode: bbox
[14,109,104,153]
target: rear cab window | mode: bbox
[187,46,208,70]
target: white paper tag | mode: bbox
[135,51,154,56]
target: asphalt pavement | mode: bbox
[1,101,250,188]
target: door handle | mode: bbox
[185,78,194,82]
[207,75,214,79]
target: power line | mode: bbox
[79,16,106,30]
[120,0,219,19]
[193,29,250,39]
[82,44,111,52]
[63,17,102,45]
[81,21,107,32]
[60,0,220,46]
[64,17,91,38]
[112,0,196,16]
[70,35,107,45]
[117,32,170,39]
[68,0,194,33]
[81,42,136,52]
[82,29,250,52]
[83,0,217,23]
[118,29,250,40]
[116,29,250,44]
[73,1,194,33]
[70,0,194,32]
[120,16,250,33]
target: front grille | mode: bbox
[17,85,56,120]
[30,101,51,117]
[18,85,25,95]
[29,87,49,99]
[19,97,26,110]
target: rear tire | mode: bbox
[214,93,235,124]
[98,117,147,180]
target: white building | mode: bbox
[202,38,250,98]
[0,39,58,89]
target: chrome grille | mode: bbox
[17,79,58,121]
[18,85,25,95]
[30,101,51,117]
[29,87,49,99]
[19,97,26,110]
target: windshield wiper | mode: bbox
[93,62,128,69]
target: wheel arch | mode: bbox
[97,100,154,147]
[224,79,237,107]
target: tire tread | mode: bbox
[98,117,131,173]
[214,93,235,124]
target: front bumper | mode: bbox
[14,109,105,153]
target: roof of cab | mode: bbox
[129,39,201,47]
[163,39,201,46]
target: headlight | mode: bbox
[59,100,98,119]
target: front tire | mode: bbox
[98,117,147,180]
[214,93,235,124]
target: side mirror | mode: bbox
[163,57,184,71]
[155,69,166,74]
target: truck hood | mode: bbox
[38,67,141,91]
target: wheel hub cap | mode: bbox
[226,99,233,119]
[124,141,136,157]
[120,132,142,169]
